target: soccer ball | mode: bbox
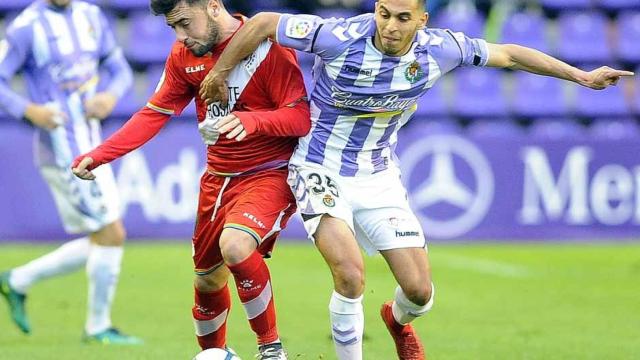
[192,348,241,360]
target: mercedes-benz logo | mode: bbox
[401,135,494,238]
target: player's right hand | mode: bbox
[72,156,96,181]
[199,69,229,107]
[24,104,66,130]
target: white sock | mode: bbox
[9,237,90,294]
[391,284,435,325]
[329,291,364,360]
[85,244,123,335]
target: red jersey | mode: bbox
[77,21,310,174]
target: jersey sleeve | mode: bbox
[275,14,356,61]
[146,46,194,116]
[262,45,307,107]
[427,29,489,75]
[95,8,117,62]
[232,44,310,137]
[0,19,33,119]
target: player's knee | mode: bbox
[403,281,433,307]
[332,262,365,298]
[111,222,127,244]
[92,221,126,246]
[219,228,258,265]
[194,273,226,292]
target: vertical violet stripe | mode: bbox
[335,41,367,87]
[373,55,402,89]
[339,117,375,176]
[37,9,63,61]
[64,9,81,57]
[371,113,401,173]
[305,108,340,165]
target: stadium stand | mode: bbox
[0,0,637,130]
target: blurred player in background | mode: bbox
[199,0,634,359]
[71,0,310,358]
[0,0,141,345]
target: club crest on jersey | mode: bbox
[323,194,335,208]
[404,61,424,84]
[285,17,314,39]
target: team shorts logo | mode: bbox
[322,194,335,208]
[285,17,314,39]
[404,61,424,84]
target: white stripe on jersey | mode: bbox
[32,20,51,67]
[354,39,383,87]
[293,100,321,163]
[67,92,93,154]
[321,114,359,168]
[49,114,74,165]
[390,43,418,91]
[424,54,442,89]
[354,114,394,176]
[326,48,348,80]
[72,6,97,52]
[43,11,74,55]
[216,40,272,110]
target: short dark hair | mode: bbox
[149,0,207,16]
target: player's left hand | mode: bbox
[582,66,634,90]
[199,69,229,107]
[84,92,118,120]
[71,156,96,180]
[215,114,247,141]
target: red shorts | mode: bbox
[192,168,295,275]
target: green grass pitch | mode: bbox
[0,241,638,359]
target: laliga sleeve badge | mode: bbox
[323,194,336,208]
[285,17,314,39]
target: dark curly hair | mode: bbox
[149,0,209,16]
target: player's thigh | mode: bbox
[39,165,120,235]
[224,169,297,259]
[194,263,231,292]
[192,173,228,276]
[314,215,365,296]
[287,164,355,241]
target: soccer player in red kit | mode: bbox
[71,1,310,359]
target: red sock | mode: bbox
[228,250,279,345]
[193,284,231,349]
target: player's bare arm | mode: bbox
[199,12,281,106]
[486,43,634,90]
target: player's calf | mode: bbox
[193,283,231,349]
[193,266,231,349]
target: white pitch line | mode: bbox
[435,253,533,278]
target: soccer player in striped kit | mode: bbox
[71,0,310,358]
[199,0,633,359]
[0,0,141,344]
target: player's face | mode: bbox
[48,0,72,7]
[165,1,221,57]
[374,0,428,56]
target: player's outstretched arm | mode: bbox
[199,12,282,106]
[485,43,634,90]
[70,108,171,180]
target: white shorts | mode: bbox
[40,164,121,234]
[288,163,427,255]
